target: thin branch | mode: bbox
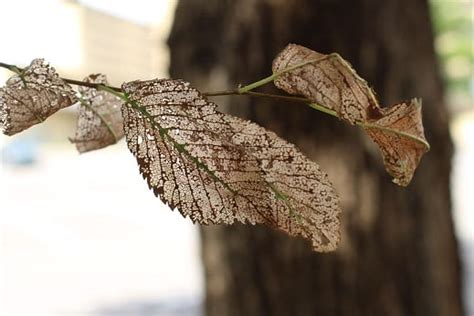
[0,62,19,73]
[202,90,239,96]
[63,78,122,92]
[0,62,122,92]
[203,89,310,103]
[245,91,310,104]
[1,61,310,104]
[203,90,338,117]
[0,60,428,145]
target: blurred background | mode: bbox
[0,0,472,315]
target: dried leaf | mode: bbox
[0,59,77,135]
[227,116,341,250]
[364,99,429,186]
[272,44,430,186]
[70,74,124,153]
[122,79,340,251]
[272,44,381,124]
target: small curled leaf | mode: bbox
[70,74,124,153]
[364,98,429,186]
[0,59,77,135]
[122,79,340,252]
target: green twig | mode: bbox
[0,62,122,92]
[237,54,335,93]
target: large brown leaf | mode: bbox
[364,98,429,186]
[122,79,340,251]
[0,59,77,135]
[272,44,430,186]
[70,74,124,153]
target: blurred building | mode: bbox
[0,0,166,86]
[67,3,165,85]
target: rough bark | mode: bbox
[168,1,463,315]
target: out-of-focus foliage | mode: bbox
[430,0,473,109]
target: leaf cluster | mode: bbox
[0,45,429,251]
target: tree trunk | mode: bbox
[168,1,463,315]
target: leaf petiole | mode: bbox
[237,55,334,93]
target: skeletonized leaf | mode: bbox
[227,116,341,250]
[364,98,429,186]
[272,44,381,124]
[0,59,77,135]
[122,79,340,252]
[122,79,272,226]
[272,44,430,186]
[70,74,124,153]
